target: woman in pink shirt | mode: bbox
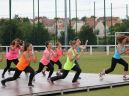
[42,42,63,76]
[35,41,55,80]
[2,38,23,78]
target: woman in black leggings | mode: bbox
[99,35,129,80]
[2,38,23,78]
[1,43,37,87]
[42,42,63,76]
[49,40,81,85]
[35,41,55,80]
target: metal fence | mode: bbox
[0,45,125,55]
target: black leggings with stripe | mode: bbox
[2,66,35,85]
[35,62,54,78]
[105,58,128,74]
[46,60,62,71]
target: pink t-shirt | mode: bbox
[40,48,54,65]
[51,49,63,62]
[6,47,20,60]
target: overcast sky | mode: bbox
[0,0,129,19]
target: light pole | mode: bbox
[69,0,71,27]
[55,0,58,43]
[75,0,77,35]
[64,0,68,46]
[9,0,12,42]
[104,0,107,46]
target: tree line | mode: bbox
[0,17,129,46]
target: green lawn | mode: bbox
[64,86,129,96]
[0,52,129,96]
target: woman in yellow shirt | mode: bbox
[49,40,81,85]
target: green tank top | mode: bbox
[64,48,76,70]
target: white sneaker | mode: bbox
[99,69,105,80]
[123,76,129,80]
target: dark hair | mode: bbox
[123,37,129,44]
[45,41,50,47]
[74,37,80,41]
[24,43,32,51]
[116,35,127,43]
[56,42,61,47]
[10,40,15,45]
[69,40,76,45]
[10,38,23,46]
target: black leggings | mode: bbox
[51,64,81,83]
[2,59,19,76]
[46,60,62,71]
[105,58,128,74]
[2,66,35,85]
[35,62,54,78]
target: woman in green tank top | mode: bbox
[49,40,81,85]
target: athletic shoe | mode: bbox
[99,69,105,80]
[123,76,129,80]
[72,81,80,85]
[48,78,54,84]
[1,80,6,87]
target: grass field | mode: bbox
[0,52,129,96]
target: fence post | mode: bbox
[106,45,109,55]
[6,46,8,53]
[90,46,92,55]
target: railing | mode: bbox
[0,45,117,55]
[1,45,129,55]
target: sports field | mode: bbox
[0,52,129,96]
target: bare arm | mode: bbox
[23,52,31,63]
[10,45,17,50]
[117,45,125,55]
[68,49,78,61]
[51,49,56,57]
[23,51,37,63]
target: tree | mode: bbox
[59,26,76,45]
[108,19,129,44]
[0,18,50,45]
[72,17,79,21]
[30,23,50,45]
[0,19,23,45]
[78,25,97,45]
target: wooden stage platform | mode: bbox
[0,69,129,96]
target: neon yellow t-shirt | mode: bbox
[64,48,76,70]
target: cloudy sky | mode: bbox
[0,0,129,19]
